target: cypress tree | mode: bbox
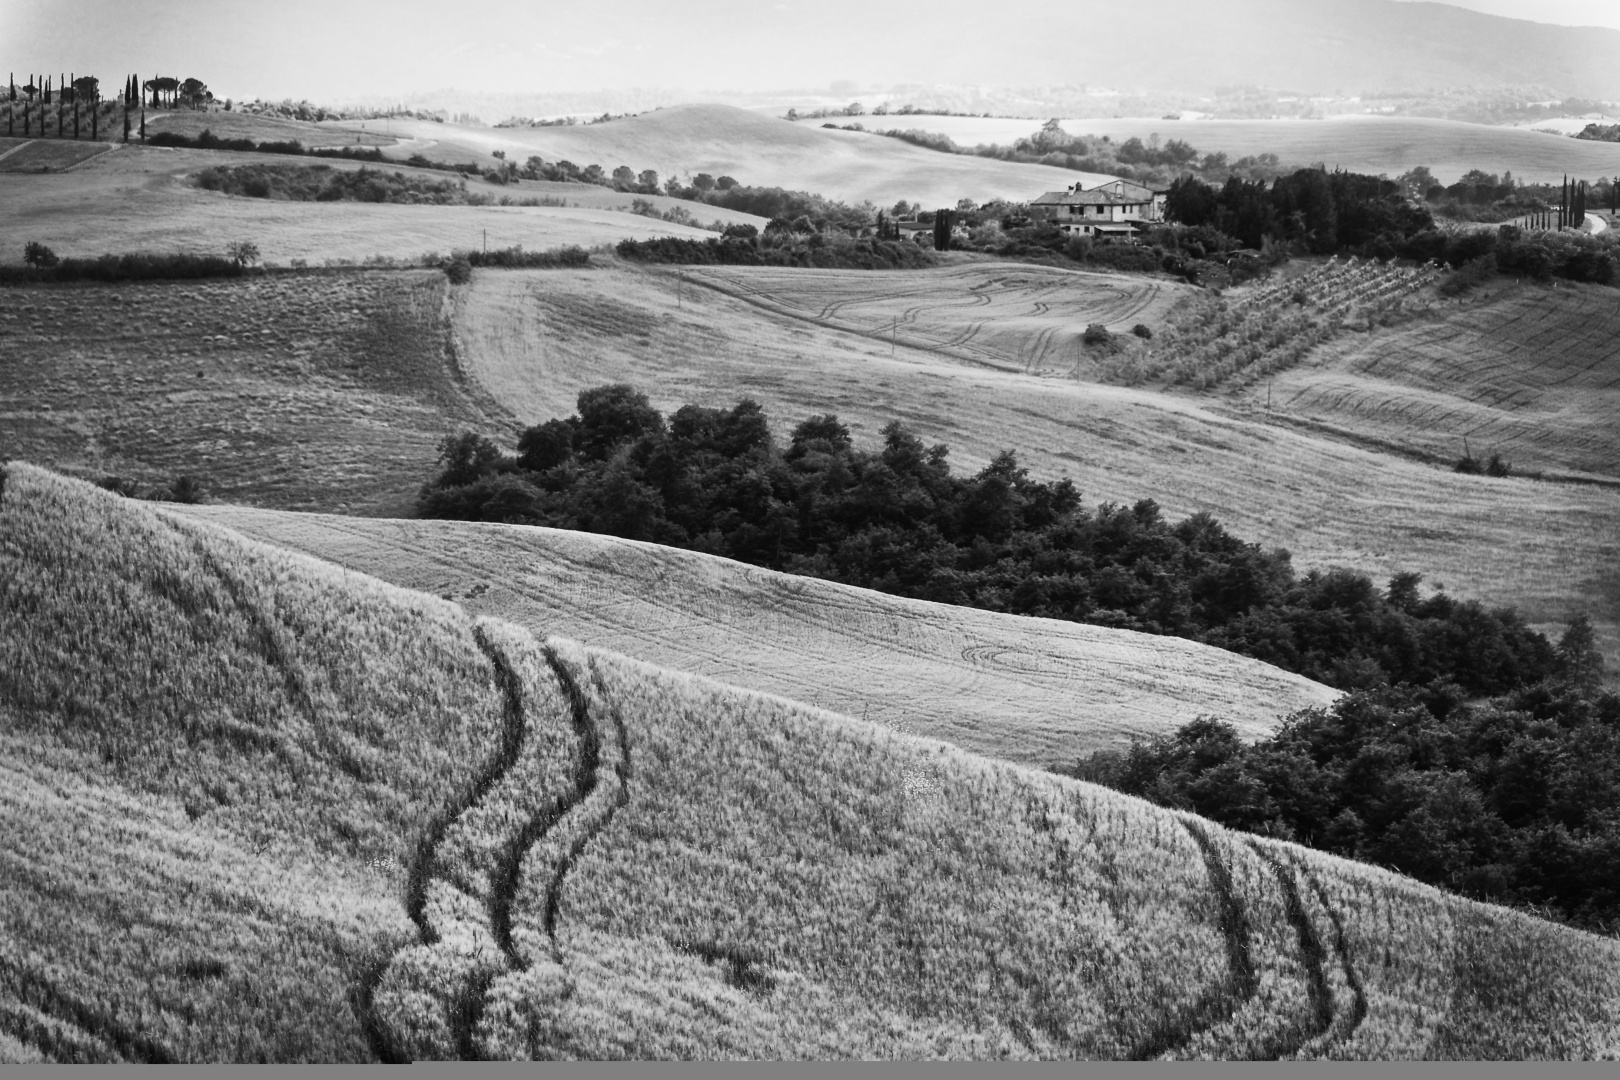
[90,81,98,141]
[6,73,12,138]
[140,75,146,140]
[71,73,79,139]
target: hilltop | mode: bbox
[5,462,1620,1061]
[357,104,1117,208]
[170,502,1339,767]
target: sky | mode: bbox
[6,0,1620,103]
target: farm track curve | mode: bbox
[0,953,176,1064]
[1127,820,1258,1059]
[1247,841,1337,1059]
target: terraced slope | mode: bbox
[4,463,1620,1060]
[171,503,1339,766]
[1239,280,1620,482]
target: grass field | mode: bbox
[4,463,1618,1061]
[0,145,745,266]
[1235,279,1620,482]
[817,114,1620,184]
[0,269,506,516]
[349,104,1117,208]
[169,503,1339,767]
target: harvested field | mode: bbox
[0,269,506,515]
[450,263,1620,674]
[688,263,1184,374]
[173,503,1340,766]
[1238,280,1620,481]
[5,464,1619,1061]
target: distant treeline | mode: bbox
[196,163,473,204]
[417,386,1562,699]
[146,127,387,161]
[0,250,246,285]
[616,228,936,269]
[1065,641,1616,932]
[857,118,1291,187]
[1167,168,1620,279]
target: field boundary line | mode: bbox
[0,141,34,164]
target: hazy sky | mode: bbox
[6,0,1620,102]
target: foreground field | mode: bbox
[820,114,1620,184]
[1233,279,1620,482]
[4,464,1618,1061]
[450,262,1620,672]
[352,104,1115,208]
[172,503,1338,766]
[0,269,505,516]
[0,144,736,265]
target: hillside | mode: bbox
[355,104,1117,208]
[827,114,1620,186]
[444,262,1620,673]
[0,142,744,266]
[170,503,1338,767]
[1236,279,1620,483]
[6,462,1620,1060]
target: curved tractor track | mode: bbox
[362,631,632,1062]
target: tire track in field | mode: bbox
[535,648,633,958]
[1294,866,1367,1058]
[1246,841,1334,1059]
[1128,819,1257,1060]
[0,954,175,1064]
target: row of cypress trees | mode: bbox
[4,73,182,143]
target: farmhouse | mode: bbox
[1032,179,1168,239]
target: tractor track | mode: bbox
[1246,840,1335,1059]
[1127,819,1257,1060]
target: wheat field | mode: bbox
[4,462,1619,1060]
[169,502,1339,767]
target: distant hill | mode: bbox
[1036,0,1620,100]
[5,462,1620,1060]
[366,105,1118,208]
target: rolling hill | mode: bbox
[443,261,1620,673]
[0,139,753,267]
[353,104,1118,209]
[6,463,1620,1061]
[821,114,1620,186]
[169,502,1339,768]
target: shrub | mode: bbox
[226,241,261,268]
[23,242,59,268]
[1082,323,1112,346]
[445,257,473,284]
[165,476,206,504]
[1131,324,1153,340]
